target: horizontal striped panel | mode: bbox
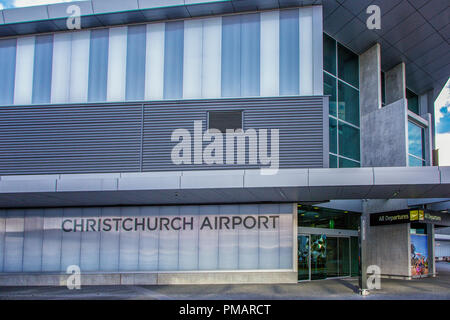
[142,96,325,171]
[0,105,142,175]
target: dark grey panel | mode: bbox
[381,12,425,45]
[95,11,148,26]
[333,17,366,46]
[413,42,450,69]
[392,22,435,52]
[323,5,354,36]
[3,6,49,24]
[419,0,449,20]
[142,97,326,171]
[0,104,142,175]
[185,1,235,18]
[373,0,416,36]
[341,0,372,15]
[321,0,339,18]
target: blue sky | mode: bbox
[1,0,449,164]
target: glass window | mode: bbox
[164,21,184,99]
[324,72,337,116]
[32,35,54,104]
[88,29,109,102]
[338,43,359,88]
[329,117,337,154]
[339,122,360,161]
[329,154,337,168]
[0,39,17,105]
[406,88,419,114]
[381,71,386,106]
[408,121,424,159]
[126,25,146,101]
[409,155,424,167]
[338,80,360,126]
[323,33,336,75]
[279,9,299,95]
[339,157,359,168]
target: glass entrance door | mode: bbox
[298,233,352,281]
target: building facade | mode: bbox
[0,0,449,286]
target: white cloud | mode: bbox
[14,0,73,7]
[0,3,4,10]
[436,133,450,166]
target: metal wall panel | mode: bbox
[0,104,142,175]
[143,96,325,171]
[0,96,324,175]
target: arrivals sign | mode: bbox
[370,209,450,226]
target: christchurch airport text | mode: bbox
[62,215,280,232]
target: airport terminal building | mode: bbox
[0,0,449,286]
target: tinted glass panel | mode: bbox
[338,237,350,276]
[126,25,146,101]
[381,71,386,106]
[323,33,336,75]
[88,29,109,102]
[32,35,54,104]
[407,89,419,114]
[329,154,337,168]
[339,122,360,161]
[324,72,337,116]
[350,236,359,277]
[338,80,359,126]
[164,21,184,99]
[279,9,299,95]
[339,157,360,168]
[329,117,337,154]
[338,43,358,88]
[0,39,17,105]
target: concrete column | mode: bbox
[359,43,382,116]
[385,62,406,105]
[427,224,436,277]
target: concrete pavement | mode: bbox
[0,262,449,300]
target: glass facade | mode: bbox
[324,33,360,168]
[297,205,360,280]
[0,8,320,106]
[408,121,426,166]
[407,88,419,114]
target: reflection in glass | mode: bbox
[338,122,360,161]
[311,234,327,280]
[323,33,336,75]
[338,80,359,126]
[298,235,310,281]
[408,121,424,160]
[329,117,337,154]
[338,43,359,88]
[324,72,337,116]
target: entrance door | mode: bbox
[298,233,352,281]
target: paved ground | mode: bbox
[0,262,449,300]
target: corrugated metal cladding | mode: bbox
[0,96,325,175]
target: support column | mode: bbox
[427,224,436,277]
[385,62,406,105]
[359,43,382,116]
